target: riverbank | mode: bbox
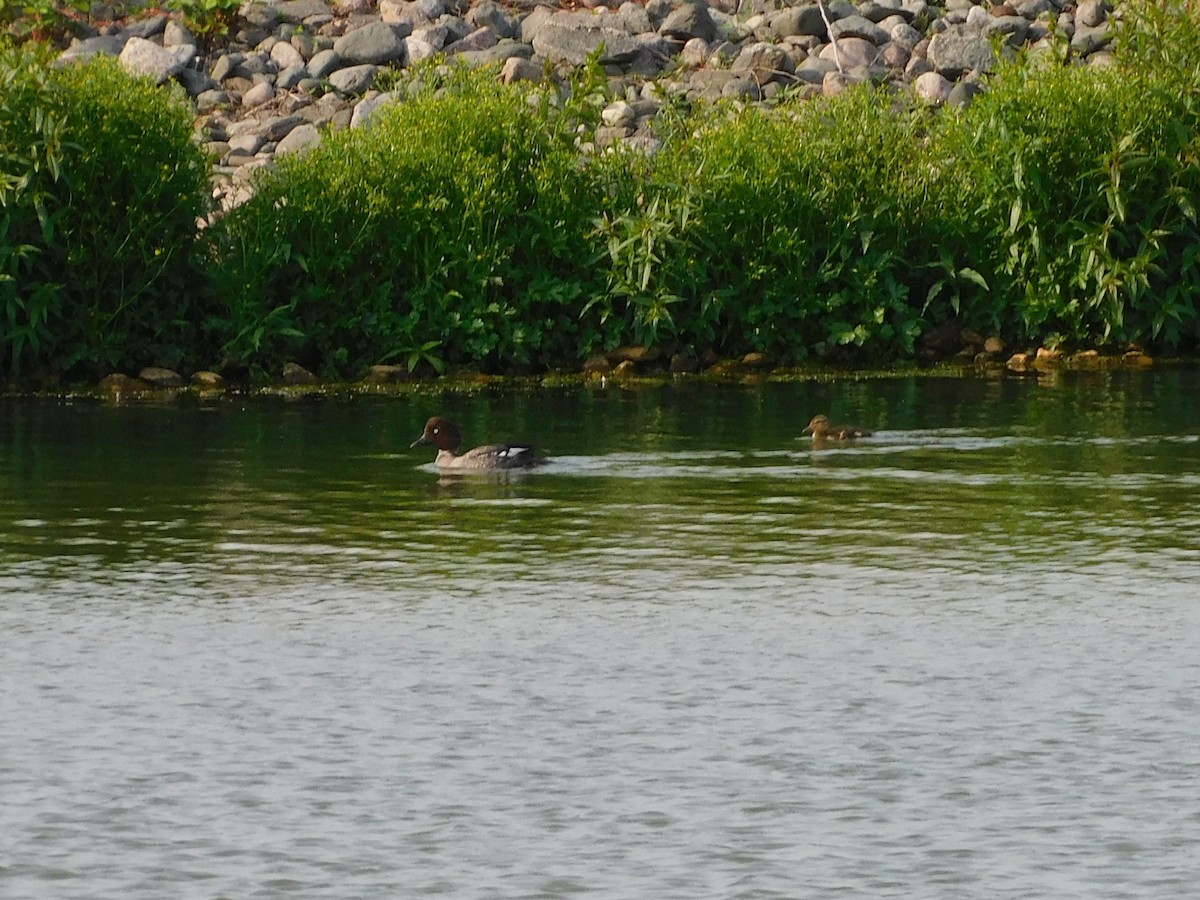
[3,1,1199,388]
[43,0,1119,214]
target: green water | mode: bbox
[2,370,1199,898]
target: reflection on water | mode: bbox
[2,370,1200,898]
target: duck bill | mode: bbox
[410,434,432,448]
[801,426,813,435]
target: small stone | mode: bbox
[984,336,1006,355]
[282,362,320,384]
[582,353,612,374]
[914,70,951,104]
[98,373,151,394]
[363,364,411,384]
[191,371,227,389]
[501,57,543,84]
[138,366,184,387]
[612,359,638,378]
[1005,352,1036,373]
[328,64,379,94]
[742,352,772,370]
[241,81,275,109]
[277,122,322,154]
[119,36,187,84]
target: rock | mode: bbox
[191,371,227,389]
[820,37,880,68]
[164,20,196,48]
[984,336,1006,355]
[277,0,334,23]
[1076,0,1108,28]
[138,366,184,387]
[680,37,710,66]
[333,22,409,65]
[601,101,637,128]
[669,352,701,374]
[532,22,644,66]
[176,67,219,96]
[121,15,168,38]
[328,64,379,94]
[659,1,720,43]
[277,122,321,154]
[351,91,400,127]
[1070,349,1102,368]
[466,0,520,39]
[928,24,996,77]
[501,56,544,84]
[914,70,952,103]
[767,5,828,40]
[57,34,128,65]
[982,15,1028,47]
[119,36,189,84]
[742,351,772,370]
[446,26,498,54]
[829,14,890,44]
[282,362,320,384]
[271,39,306,70]
[308,48,342,77]
[1071,22,1111,55]
[98,373,151,394]
[1005,352,1036,373]
[1123,350,1154,368]
[731,42,794,82]
[612,359,638,378]
[947,79,985,108]
[363,364,411,383]
[260,113,307,142]
[582,353,612,374]
[921,318,964,356]
[241,81,276,109]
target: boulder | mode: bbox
[333,22,408,65]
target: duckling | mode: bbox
[802,414,873,441]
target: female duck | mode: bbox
[410,416,545,471]
[802,414,873,441]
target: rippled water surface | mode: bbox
[3,371,1200,898]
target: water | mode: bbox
[2,370,1199,898]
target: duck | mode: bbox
[410,416,545,470]
[802,414,873,441]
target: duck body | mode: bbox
[802,414,873,441]
[410,416,545,471]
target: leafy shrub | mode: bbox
[207,67,607,378]
[592,88,930,362]
[0,51,210,377]
[934,47,1200,348]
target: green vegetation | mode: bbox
[2,0,1200,383]
[1,49,209,377]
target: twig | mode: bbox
[816,0,843,74]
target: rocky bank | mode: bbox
[57,0,1119,214]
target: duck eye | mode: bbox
[432,427,439,434]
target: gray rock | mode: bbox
[175,66,215,96]
[465,0,520,39]
[138,366,183,387]
[261,113,308,141]
[860,0,913,23]
[191,371,227,389]
[927,24,996,77]
[456,42,535,67]
[659,1,720,43]
[946,79,985,109]
[767,5,827,40]
[350,91,400,127]
[277,122,321,154]
[520,6,555,44]
[334,22,408,65]
[982,15,1029,47]
[121,15,168,39]
[680,37,709,66]
[57,34,128,65]
[271,40,306,70]
[276,65,308,90]
[793,57,835,83]
[211,53,240,81]
[601,100,637,127]
[501,56,544,83]
[731,42,794,82]
[242,81,276,109]
[913,70,952,104]
[722,77,761,101]
[229,133,266,154]
[196,90,231,113]
[829,14,890,44]
[820,37,880,68]
[164,21,196,48]
[1076,0,1108,28]
[889,22,923,51]
[532,22,644,66]
[446,26,498,54]
[328,64,380,94]
[616,2,654,35]
[1071,22,1111,55]
[308,49,342,77]
[277,0,334,23]
[119,37,188,84]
